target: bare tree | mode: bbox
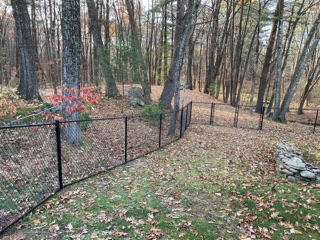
[125,0,151,99]
[160,0,199,135]
[11,0,40,100]
[275,12,320,122]
[255,1,280,113]
[273,0,284,119]
[86,0,120,98]
[298,52,320,114]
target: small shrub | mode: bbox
[80,110,92,130]
[208,83,217,96]
[42,86,101,124]
[140,102,166,124]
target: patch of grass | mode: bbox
[227,180,320,239]
[2,122,320,239]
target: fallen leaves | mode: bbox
[1,86,320,239]
[146,227,163,239]
[32,219,41,225]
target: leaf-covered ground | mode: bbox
[1,86,320,239]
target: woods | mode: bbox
[1,0,320,123]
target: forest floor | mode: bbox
[1,86,320,239]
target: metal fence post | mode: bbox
[159,113,162,148]
[180,108,184,138]
[185,104,189,130]
[313,110,319,134]
[189,101,192,124]
[259,106,265,130]
[210,103,214,125]
[125,117,128,163]
[233,105,239,128]
[55,120,63,190]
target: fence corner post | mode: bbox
[55,120,63,190]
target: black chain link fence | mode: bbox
[0,102,191,234]
[191,102,320,133]
[1,101,319,234]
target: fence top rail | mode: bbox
[0,122,55,130]
[191,102,320,112]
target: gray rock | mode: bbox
[300,171,316,179]
[128,87,144,109]
[311,169,320,174]
[280,169,294,175]
[283,164,299,173]
[287,176,296,182]
[282,157,305,170]
[128,87,143,98]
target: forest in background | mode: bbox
[1,0,320,123]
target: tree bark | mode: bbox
[160,0,198,109]
[273,0,284,119]
[61,0,82,145]
[255,2,280,113]
[277,12,320,122]
[160,0,199,135]
[11,0,40,100]
[49,0,58,94]
[125,0,151,99]
[298,54,320,114]
[86,0,120,98]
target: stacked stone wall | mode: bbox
[275,141,320,183]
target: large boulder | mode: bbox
[128,87,145,109]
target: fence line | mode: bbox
[0,101,319,235]
[192,102,320,132]
[0,102,192,234]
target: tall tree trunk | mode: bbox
[273,0,284,119]
[86,0,120,97]
[276,12,320,122]
[11,0,40,100]
[125,0,151,99]
[61,0,82,145]
[255,2,280,113]
[204,0,221,95]
[298,54,320,114]
[250,1,261,112]
[160,0,199,135]
[49,0,58,94]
